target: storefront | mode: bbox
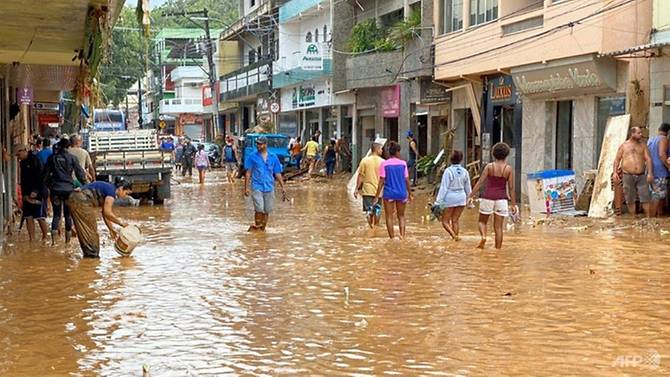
[482,75,522,198]
[279,80,331,140]
[418,79,452,156]
[511,54,626,192]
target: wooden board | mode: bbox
[588,115,630,218]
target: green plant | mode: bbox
[416,154,436,175]
[373,37,399,52]
[348,19,384,53]
[389,8,422,46]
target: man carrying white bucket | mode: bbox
[68,180,133,258]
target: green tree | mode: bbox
[99,7,146,106]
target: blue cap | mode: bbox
[256,136,268,144]
[406,130,414,137]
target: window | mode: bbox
[305,32,312,43]
[443,0,463,33]
[323,25,328,42]
[248,49,256,64]
[470,0,498,26]
[315,28,319,43]
[555,100,573,170]
[250,0,256,7]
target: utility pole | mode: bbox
[138,76,143,128]
[162,8,221,139]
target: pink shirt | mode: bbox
[378,157,409,200]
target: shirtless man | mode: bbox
[613,127,654,217]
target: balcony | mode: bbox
[219,59,272,102]
[273,44,332,88]
[221,1,273,40]
[343,50,404,90]
[434,0,650,80]
[160,98,205,115]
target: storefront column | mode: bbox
[399,82,411,160]
[352,98,359,172]
[336,106,342,139]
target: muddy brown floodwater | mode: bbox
[1,171,669,376]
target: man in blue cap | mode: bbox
[244,135,287,231]
[406,130,420,186]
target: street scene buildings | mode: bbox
[1,0,670,375]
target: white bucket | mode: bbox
[114,225,144,257]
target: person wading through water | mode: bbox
[44,138,88,245]
[244,136,287,231]
[68,180,132,258]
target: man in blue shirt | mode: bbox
[36,138,53,166]
[244,136,287,231]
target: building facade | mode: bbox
[433,0,652,198]
[218,0,279,137]
[273,0,342,141]
[332,0,439,171]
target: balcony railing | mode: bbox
[159,98,205,114]
[219,59,272,102]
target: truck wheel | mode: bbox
[153,172,171,204]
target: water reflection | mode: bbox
[0,172,668,375]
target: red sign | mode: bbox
[202,82,218,106]
[381,85,400,118]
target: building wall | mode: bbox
[649,56,670,131]
[434,0,652,80]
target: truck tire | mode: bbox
[153,172,171,204]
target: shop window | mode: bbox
[555,100,573,170]
[443,0,464,33]
[595,96,626,165]
[470,0,498,26]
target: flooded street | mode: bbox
[1,171,669,376]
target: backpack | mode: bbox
[224,145,235,162]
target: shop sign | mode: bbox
[420,80,451,104]
[281,81,331,111]
[293,85,315,107]
[257,95,270,115]
[512,57,617,96]
[202,83,214,107]
[33,102,59,111]
[301,43,323,71]
[18,88,32,104]
[381,85,400,118]
[489,75,515,104]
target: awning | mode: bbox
[598,42,670,57]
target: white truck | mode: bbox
[86,129,173,204]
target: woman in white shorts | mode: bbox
[468,142,517,249]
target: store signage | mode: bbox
[420,80,451,104]
[512,58,617,96]
[33,102,59,111]
[489,75,515,104]
[292,85,316,107]
[18,88,32,104]
[301,43,323,71]
[381,85,400,118]
[202,84,214,106]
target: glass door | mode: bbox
[555,100,573,170]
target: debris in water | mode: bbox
[212,245,217,250]
[354,318,368,328]
[344,287,349,306]
[589,269,596,275]
[502,292,513,297]
[142,364,150,377]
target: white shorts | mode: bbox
[479,199,509,217]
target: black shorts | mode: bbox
[23,201,45,219]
